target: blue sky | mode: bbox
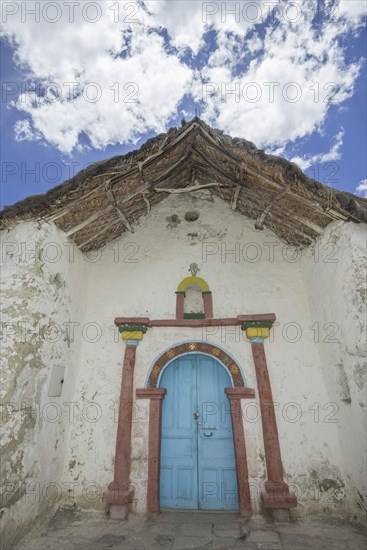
[1,0,366,209]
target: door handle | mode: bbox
[203,432,214,437]
[200,427,216,430]
[193,411,201,419]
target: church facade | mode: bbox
[1,120,366,548]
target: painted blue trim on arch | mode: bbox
[144,339,248,388]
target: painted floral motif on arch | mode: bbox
[147,342,245,388]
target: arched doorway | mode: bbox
[136,341,255,517]
[159,353,238,510]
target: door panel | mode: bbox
[159,353,238,510]
[160,357,198,508]
[197,356,238,510]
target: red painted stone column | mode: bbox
[243,322,297,521]
[136,388,167,517]
[225,387,255,518]
[103,324,147,520]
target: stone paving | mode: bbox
[11,508,367,550]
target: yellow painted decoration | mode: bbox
[177,276,210,293]
[245,327,270,339]
[121,331,144,341]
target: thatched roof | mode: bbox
[1,118,366,250]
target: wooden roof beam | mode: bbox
[140,123,199,169]
[44,182,108,222]
[255,184,291,229]
[105,180,134,233]
[154,182,229,194]
[192,145,239,184]
[148,150,192,186]
[211,186,316,244]
[65,205,114,237]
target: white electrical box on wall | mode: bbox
[48,365,65,397]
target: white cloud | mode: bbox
[338,0,367,25]
[266,145,286,156]
[195,10,362,148]
[144,0,277,55]
[355,179,367,198]
[247,33,262,54]
[143,0,206,55]
[290,129,345,171]
[1,0,365,153]
[14,119,41,142]
[2,2,193,153]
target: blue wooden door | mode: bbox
[160,356,198,509]
[160,353,238,510]
[197,355,238,509]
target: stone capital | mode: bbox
[118,323,148,343]
[241,320,273,341]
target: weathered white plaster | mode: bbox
[2,192,366,549]
[302,221,367,521]
[0,222,87,548]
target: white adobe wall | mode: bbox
[0,221,87,549]
[302,221,367,522]
[59,192,361,520]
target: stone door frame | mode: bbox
[106,313,297,522]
